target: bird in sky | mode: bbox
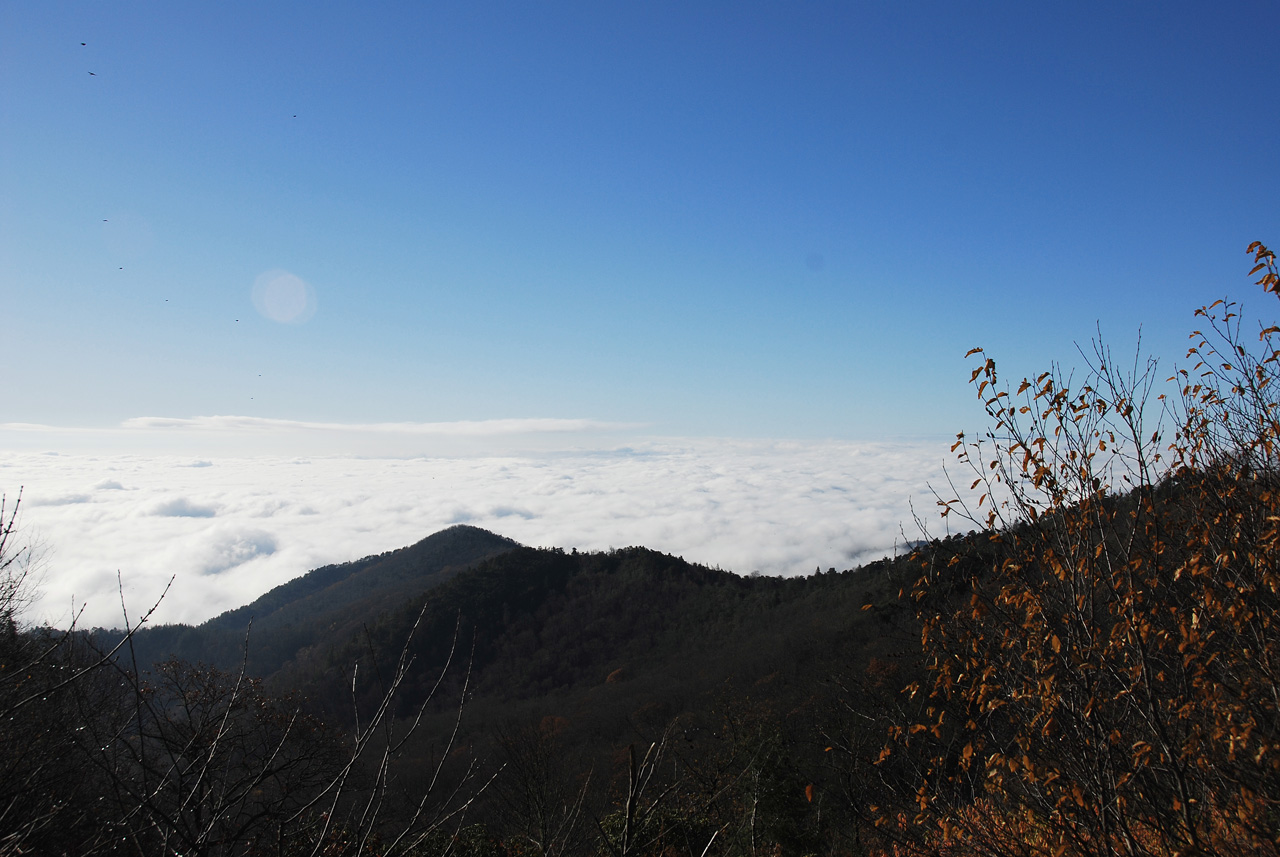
[88,72,96,76]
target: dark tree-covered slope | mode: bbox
[110,524,931,850]
[254,538,928,856]
[119,524,520,676]
[279,542,920,747]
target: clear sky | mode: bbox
[4,1,1276,441]
[2,3,1279,626]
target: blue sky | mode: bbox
[3,1,1278,442]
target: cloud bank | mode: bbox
[117,416,635,435]
[0,416,645,457]
[0,436,962,629]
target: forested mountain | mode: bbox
[116,524,520,678]
[118,524,918,726]
[122,523,922,764]
[280,538,917,731]
[58,522,927,856]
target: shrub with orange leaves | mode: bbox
[877,243,1280,857]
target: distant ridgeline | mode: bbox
[111,524,523,679]
[73,521,927,855]
[106,524,914,733]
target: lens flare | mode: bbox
[252,270,317,324]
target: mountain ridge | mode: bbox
[120,524,521,676]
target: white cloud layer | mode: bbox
[0,417,645,457]
[2,416,637,438]
[0,435,963,630]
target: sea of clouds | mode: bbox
[0,432,964,630]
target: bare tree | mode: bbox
[0,489,498,856]
[493,716,592,857]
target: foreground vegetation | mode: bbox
[2,243,1279,856]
